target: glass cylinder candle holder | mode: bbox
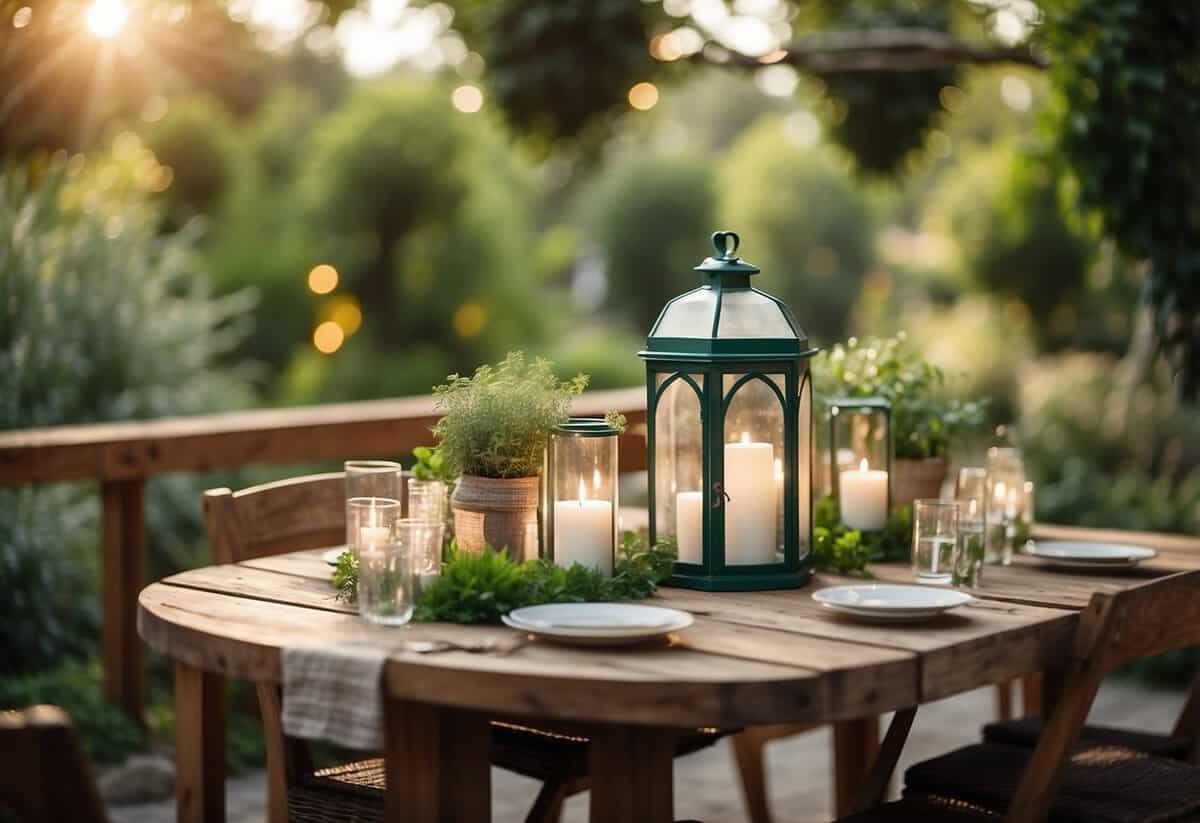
[543,418,619,576]
[827,397,892,532]
[345,460,405,547]
[348,498,415,626]
[985,447,1026,566]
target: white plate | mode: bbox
[1027,541,1156,569]
[503,603,693,645]
[812,584,973,622]
[322,547,350,566]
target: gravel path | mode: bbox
[109,679,1185,823]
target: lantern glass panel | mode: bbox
[654,374,705,565]
[652,289,718,338]
[714,290,795,337]
[797,373,813,559]
[722,374,785,565]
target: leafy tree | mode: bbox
[580,153,717,332]
[720,118,875,345]
[1039,1,1200,396]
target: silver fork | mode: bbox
[402,638,528,656]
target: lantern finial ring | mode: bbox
[712,230,740,260]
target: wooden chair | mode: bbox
[0,705,110,823]
[835,569,1200,823]
[204,472,724,823]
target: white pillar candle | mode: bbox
[675,490,704,563]
[839,458,888,531]
[724,435,776,564]
[554,480,613,575]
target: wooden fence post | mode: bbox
[102,478,145,725]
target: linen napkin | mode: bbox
[281,644,388,750]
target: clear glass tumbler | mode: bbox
[349,498,414,626]
[912,499,958,585]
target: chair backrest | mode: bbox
[0,705,109,823]
[1006,570,1200,821]
[203,472,347,564]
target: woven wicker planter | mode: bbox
[893,457,950,508]
[451,474,540,560]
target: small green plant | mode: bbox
[433,352,588,479]
[410,445,457,485]
[333,533,677,623]
[814,334,986,460]
[811,495,913,576]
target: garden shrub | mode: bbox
[0,154,256,675]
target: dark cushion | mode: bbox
[906,742,1200,823]
[984,717,1193,760]
[837,795,999,822]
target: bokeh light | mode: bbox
[313,321,344,354]
[628,82,659,111]
[452,302,487,338]
[12,6,32,28]
[86,0,130,39]
[307,264,339,294]
[451,85,484,113]
[327,296,363,336]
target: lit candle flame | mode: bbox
[774,458,783,482]
[593,464,602,491]
[859,457,869,472]
[578,476,586,504]
[741,431,750,444]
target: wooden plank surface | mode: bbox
[139,582,830,727]
[0,387,646,485]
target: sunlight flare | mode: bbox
[86,0,129,39]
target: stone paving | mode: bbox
[109,679,1185,823]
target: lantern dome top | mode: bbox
[641,230,813,361]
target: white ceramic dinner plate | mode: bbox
[322,547,349,566]
[812,584,973,622]
[503,603,693,646]
[1026,541,1156,570]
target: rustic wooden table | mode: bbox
[137,525,1200,823]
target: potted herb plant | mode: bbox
[433,352,587,558]
[815,333,986,506]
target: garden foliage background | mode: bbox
[1,0,1197,765]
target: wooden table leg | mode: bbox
[175,662,225,823]
[384,699,491,822]
[1023,672,1044,716]
[833,715,879,818]
[589,724,676,823]
[102,478,145,725]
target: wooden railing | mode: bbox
[0,387,648,722]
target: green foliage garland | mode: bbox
[333,533,677,624]
[811,495,912,577]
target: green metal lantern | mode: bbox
[640,231,818,591]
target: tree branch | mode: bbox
[700,27,1047,73]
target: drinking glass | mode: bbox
[348,498,415,625]
[406,479,447,584]
[912,499,958,585]
[954,468,987,587]
[345,460,404,548]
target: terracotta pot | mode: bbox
[451,475,540,560]
[892,458,950,508]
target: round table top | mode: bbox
[136,547,1100,728]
